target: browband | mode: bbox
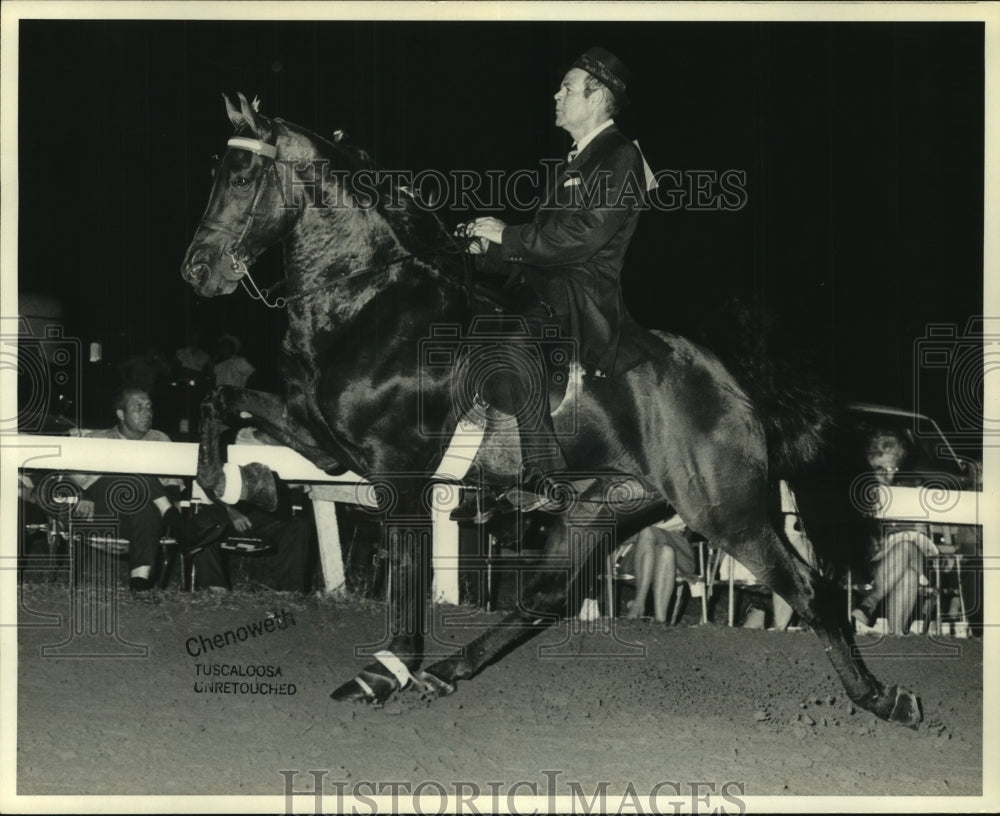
[227,137,277,159]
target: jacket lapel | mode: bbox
[543,125,622,207]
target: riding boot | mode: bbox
[506,406,572,513]
[519,407,568,487]
[448,488,502,524]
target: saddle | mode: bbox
[470,278,648,398]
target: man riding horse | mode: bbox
[181,60,922,727]
[454,47,648,521]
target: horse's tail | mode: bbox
[725,346,876,582]
[777,413,878,583]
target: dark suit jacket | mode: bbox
[484,123,646,375]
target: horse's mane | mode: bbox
[282,119,467,281]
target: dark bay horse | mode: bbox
[181,93,920,727]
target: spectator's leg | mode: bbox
[626,532,654,619]
[118,501,163,589]
[651,536,677,623]
[191,542,230,591]
[87,476,163,590]
[243,509,313,593]
[269,515,312,593]
[886,566,919,635]
[771,594,795,631]
[862,539,924,634]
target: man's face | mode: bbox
[117,391,153,438]
[554,67,598,132]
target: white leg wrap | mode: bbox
[219,462,243,505]
[374,650,414,689]
[353,674,375,698]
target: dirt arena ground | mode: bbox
[14,583,983,809]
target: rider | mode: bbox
[455,46,648,518]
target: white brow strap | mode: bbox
[227,137,277,159]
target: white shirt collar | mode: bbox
[572,119,615,157]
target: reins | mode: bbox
[229,250,418,309]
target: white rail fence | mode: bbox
[10,435,463,603]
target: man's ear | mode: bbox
[595,85,610,113]
[116,408,124,424]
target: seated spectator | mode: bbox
[609,515,697,623]
[851,428,933,635]
[211,334,255,388]
[716,432,940,635]
[66,386,187,591]
[851,527,934,635]
[187,491,316,594]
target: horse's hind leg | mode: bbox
[415,508,608,697]
[735,526,922,728]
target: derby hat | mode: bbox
[572,46,630,107]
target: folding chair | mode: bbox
[604,538,716,624]
[717,552,774,627]
[921,543,971,636]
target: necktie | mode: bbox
[566,146,579,163]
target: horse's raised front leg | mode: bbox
[196,388,229,503]
[196,386,342,511]
[331,486,431,706]
[726,525,922,728]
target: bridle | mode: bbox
[221,138,280,290]
[200,131,474,310]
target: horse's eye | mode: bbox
[233,175,252,189]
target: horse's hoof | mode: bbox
[886,685,922,729]
[330,669,398,706]
[414,669,455,700]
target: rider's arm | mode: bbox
[491,142,643,268]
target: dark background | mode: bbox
[16,19,984,444]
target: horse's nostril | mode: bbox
[186,262,210,285]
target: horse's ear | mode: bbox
[237,92,266,138]
[223,93,243,129]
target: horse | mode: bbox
[180,93,921,728]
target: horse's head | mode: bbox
[181,93,293,297]
[183,93,469,311]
